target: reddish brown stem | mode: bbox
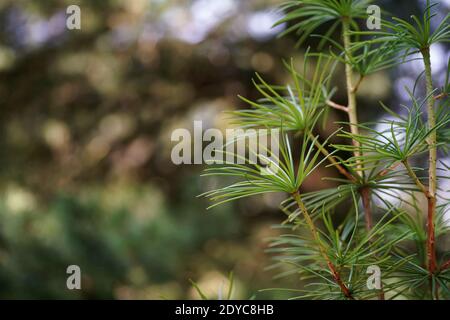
[326,261,354,299]
[360,187,373,232]
[377,161,402,178]
[402,159,437,274]
[434,93,447,100]
[441,260,450,271]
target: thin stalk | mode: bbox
[360,185,385,300]
[441,260,450,271]
[342,18,384,299]
[307,132,355,182]
[326,100,349,113]
[377,161,402,178]
[291,191,354,299]
[352,75,364,94]
[342,19,362,176]
[360,187,373,232]
[377,141,433,179]
[402,160,430,197]
[421,47,438,277]
[434,93,447,100]
[342,18,377,237]
[402,157,439,298]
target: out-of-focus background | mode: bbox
[0,0,448,299]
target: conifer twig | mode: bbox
[342,19,377,256]
[326,100,349,113]
[441,260,450,271]
[342,19,362,176]
[421,47,438,277]
[291,191,354,300]
[434,93,447,100]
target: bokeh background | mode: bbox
[0,0,448,299]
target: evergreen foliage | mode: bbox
[202,0,450,300]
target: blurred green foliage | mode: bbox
[0,182,243,298]
[0,0,303,299]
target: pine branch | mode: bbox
[342,19,362,176]
[421,47,438,278]
[291,191,354,300]
[441,260,450,271]
[342,18,375,244]
[202,0,450,300]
